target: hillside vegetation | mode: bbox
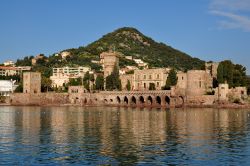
[83,27,204,70]
[16,27,206,75]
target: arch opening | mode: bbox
[156,96,161,105]
[139,96,145,104]
[165,96,170,105]
[124,96,129,104]
[117,96,121,104]
[147,96,153,105]
[131,96,136,104]
[176,96,184,107]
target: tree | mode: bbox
[83,71,90,91]
[15,56,33,66]
[149,83,156,90]
[95,75,104,90]
[41,76,52,92]
[217,60,247,88]
[247,76,250,95]
[14,82,23,93]
[217,60,234,87]
[164,68,178,90]
[126,80,131,91]
[68,77,82,86]
[105,65,121,91]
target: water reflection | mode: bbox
[0,106,250,165]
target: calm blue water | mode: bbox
[0,106,250,165]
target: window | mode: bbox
[182,76,184,80]
[157,82,160,87]
[157,74,160,79]
[149,75,152,79]
[144,75,146,79]
[144,83,146,88]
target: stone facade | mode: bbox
[101,51,119,78]
[205,62,219,78]
[23,72,41,94]
[218,83,229,101]
[120,74,134,90]
[176,70,213,96]
[133,68,170,90]
[215,84,247,102]
[10,93,69,106]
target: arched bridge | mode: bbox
[70,90,185,108]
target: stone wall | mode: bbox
[186,95,216,106]
[186,70,212,96]
[133,68,169,90]
[10,93,69,106]
[120,74,134,90]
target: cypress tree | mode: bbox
[164,68,178,89]
[126,80,131,91]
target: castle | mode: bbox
[9,51,248,107]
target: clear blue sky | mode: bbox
[0,0,250,74]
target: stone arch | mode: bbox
[176,96,184,107]
[156,96,161,105]
[84,98,87,104]
[165,96,170,106]
[117,96,121,104]
[131,96,136,104]
[124,96,129,104]
[147,96,153,105]
[139,96,145,104]
[104,99,108,104]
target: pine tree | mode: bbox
[217,60,247,88]
[164,68,178,89]
[105,65,121,91]
[83,71,90,91]
[126,80,131,91]
[95,75,104,90]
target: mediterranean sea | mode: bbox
[0,106,250,165]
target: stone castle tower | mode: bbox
[101,51,119,78]
[23,72,41,94]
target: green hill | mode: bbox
[16,27,205,75]
[83,27,204,70]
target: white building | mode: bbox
[0,66,32,76]
[50,66,91,87]
[0,80,18,96]
[61,51,71,59]
[133,58,148,68]
[4,60,15,66]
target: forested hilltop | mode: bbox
[15,27,205,73]
[83,27,204,70]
